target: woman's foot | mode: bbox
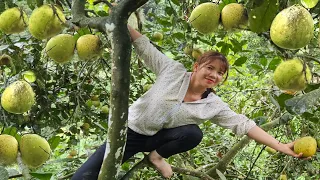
[148,150,173,178]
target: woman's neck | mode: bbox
[188,73,207,95]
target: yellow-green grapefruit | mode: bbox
[273,58,311,91]
[20,134,51,168]
[192,48,203,60]
[301,0,319,8]
[294,136,317,157]
[101,105,109,114]
[0,7,28,34]
[265,146,277,154]
[221,3,247,30]
[270,5,313,50]
[76,34,102,61]
[279,174,287,180]
[1,80,35,114]
[0,134,18,166]
[152,32,163,42]
[29,5,66,40]
[22,71,36,83]
[183,45,193,56]
[46,34,76,63]
[143,84,152,92]
[189,3,220,34]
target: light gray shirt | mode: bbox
[128,35,256,136]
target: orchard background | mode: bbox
[0,0,319,179]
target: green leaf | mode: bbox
[233,57,247,66]
[172,32,184,40]
[279,112,294,124]
[48,136,61,151]
[250,64,263,71]
[269,93,281,110]
[304,83,320,93]
[216,169,227,180]
[221,44,231,55]
[2,127,21,142]
[268,57,281,70]
[248,0,279,33]
[275,93,294,110]
[254,116,268,125]
[0,1,5,13]
[165,7,174,15]
[285,88,320,114]
[30,172,53,180]
[0,45,9,51]
[259,57,268,67]
[0,166,9,180]
[171,0,180,5]
[27,0,36,10]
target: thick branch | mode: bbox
[206,117,285,178]
[120,155,214,180]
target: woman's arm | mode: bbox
[247,126,303,158]
[127,25,185,76]
[128,25,142,41]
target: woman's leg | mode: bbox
[145,124,203,157]
[71,128,149,180]
[145,124,203,178]
[70,144,106,180]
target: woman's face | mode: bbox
[193,59,225,88]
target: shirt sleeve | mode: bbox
[210,104,256,136]
[132,35,181,76]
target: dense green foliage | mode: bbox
[0,0,319,179]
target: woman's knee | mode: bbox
[180,124,203,145]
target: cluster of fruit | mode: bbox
[86,95,109,114]
[188,2,316,92]
[0,134,51,168]
[189,3,315,50]
[0,5,103,64]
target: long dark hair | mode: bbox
[196,51,229,83]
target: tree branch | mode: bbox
[206,114,289,178]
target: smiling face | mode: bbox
[193,60,226,88]
[192,51,229,89]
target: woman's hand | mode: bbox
[279,141,312,160]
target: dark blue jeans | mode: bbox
[71,124,203,180]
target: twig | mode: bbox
[93,0,113,7]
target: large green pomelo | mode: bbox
[294,136,317,157]
[76,34,102,61]
[221,3,247,30]
[0,135,18,166]
[1,80,35,114]
[29,5,66,40]
[46,34,76,63]
[189,3,220,34]
[273,58,311,91]
[270,5,313,50]
[0,7,28,34]
[20,134,51,168]
[301,0,319,8]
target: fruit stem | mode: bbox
[17,152,32,180]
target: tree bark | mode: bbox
[72,0,147,179]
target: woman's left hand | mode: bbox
[280,141,311,160]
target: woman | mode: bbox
[72,26,303,179]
